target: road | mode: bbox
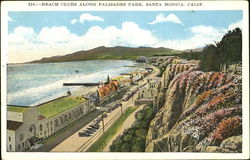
[51,92,135,152]
[32,109,101,152]
[50,65,159,152]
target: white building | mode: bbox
[7,96,95,152]
[135,77,161,108]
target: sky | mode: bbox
[8,11,242,63]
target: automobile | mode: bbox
[87,127,97,132]
[122,96,129,101]
[90,124,100,129]
[85,129,94,134]
[94,118,101,123]
[94,121,101,126]
[116,103,122,107]
[78,131,91,137]
[95,117,102,122]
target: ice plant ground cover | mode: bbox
[146,61,242,152]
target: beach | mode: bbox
[70,86,98,97]
[7,60,137,106]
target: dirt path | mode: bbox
[102,104,145,152]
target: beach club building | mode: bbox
[7,96,95,152]
[97,77,119,102]
[135,77,161,107]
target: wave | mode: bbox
[7,66,134,106]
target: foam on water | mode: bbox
[7,60,137,106]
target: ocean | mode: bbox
[7,60,137,106]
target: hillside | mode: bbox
[30,46,181,63]
[146,61,242,152]
[109,28,242,153]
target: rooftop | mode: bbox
[7,106,29,113]
[98,80,119,98]
[7,120,23,130]
[148,77,161,84]
[112,75,124,81]
[38,96,86,118]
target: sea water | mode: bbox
[7,60,137,106]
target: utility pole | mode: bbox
[101,111,105,133]
[99,99,105,133]
[120,104,123,114]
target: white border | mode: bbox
[1,1,249,160]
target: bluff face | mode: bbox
[146,60,242,152]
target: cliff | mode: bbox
[146,62,242,152]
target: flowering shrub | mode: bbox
[216,72,225,87]
[196,90,213,105]
[207,72,219,88]
[208,116,242,145]
[153,59,242,152]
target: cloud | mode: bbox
[8,16,14,22]
[80,22,158,48]
[189,25,225,38]
[227,19,242,30]
[8,26,37,43]
[38,26,78,43]
[149,13,183,25]
[70,19,78,24]
[162,21,242,50]
[70,13,104,24]
[8,19,242,63]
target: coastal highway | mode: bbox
[50,65,159,152]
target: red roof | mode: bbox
[37,115,46,120]
[98,80,119,98]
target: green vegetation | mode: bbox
[176,28,242,72]
[87,106,137,152]
[7,106,29,112]
[38,96,85,118]
[112,75,124,81]
[157,65,167,77]
[31,46,181,63]
[109,105,155,152]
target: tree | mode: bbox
[199,28,242,72]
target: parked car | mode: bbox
[87,127,97,132]
[90,124,100,129]
[78,131,91,137]
[122,95,129,101]
[85,129,94,134]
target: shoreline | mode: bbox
[7,60,140,107]
[7,60,146,106]
[69,63,145,97]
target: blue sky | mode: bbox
[8,11,242,63]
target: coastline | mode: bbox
[69,62,145,97]
[7,60,138,106]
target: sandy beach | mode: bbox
[70,86,98,97]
